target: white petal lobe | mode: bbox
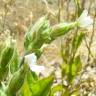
[77,10,93,28]
[25,53,45,73]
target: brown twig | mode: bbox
[66,0,70,21]
[81,0,86,10]
[87,0,96,60]
[88,0,93,14]
[2,0,15,33]
[58,0,61,22]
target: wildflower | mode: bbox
[25,53,45,73]
[77,10,93,28]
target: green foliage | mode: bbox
[6,64,27,96]
[72,32,85,53]
[0,67,8,82]
[50,84,63,96]
[59,31,85,95]
[9,47,19,73]
[0,40,14,82]
[30,74,54,96]
[24,16,78,57]
[24,16,51,56]
[20,71,38,96]
[67,55,82,83]
[0,42,5,56]
[74,0,83,17]
[0,43,14,68]
[27,70,38,86]
[0,13,88,96]
[61,32,84,83]
[20,72,54,96]
[21,80,32,96]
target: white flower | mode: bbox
[25,53,36,65]
[29,64,45,73]
[25,53,45,73]
[77,10,93,28]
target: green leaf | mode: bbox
[0,41,14,81]
[50,84,63,96]
[0,67,8,82]
[62,90,70,96]
[6,64,27,95]
[67,56,82,83]
[74,0,82,17]
[9,47,19,73]
[0,42,5,57]
[72,32,85,57]
[71,56,82,76]
[27,70,38,86]
[19,70,38,96]
[61,63,67,77]
[0,45,14,68]
[21,80,32,96]
[71,89,80,96]
[60,43,69,63]
[30,74,54,96]
[72,32,85,52]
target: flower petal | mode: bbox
[29,65,45,73]
[25,53,45,74]
[77,10,93,28]
[79,10,88,20]
[25,53,37,65]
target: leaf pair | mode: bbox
[21,70,54,96]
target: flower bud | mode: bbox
[50,22,77,40]
[24,16,51,54]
